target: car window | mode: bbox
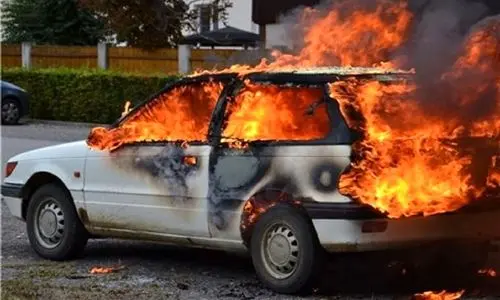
[222,81,331,142]
[87,80,225,151]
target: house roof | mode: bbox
[180,26,260,47]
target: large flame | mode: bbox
[222,80,330,142]
[87,0,499,219]
[87,81,224,151]
[328,14,499,218]
[192,0,413,76]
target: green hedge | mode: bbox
[1,68,180,124]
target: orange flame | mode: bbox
[328,15,499,218]
[182,155,197,166]
[191,0,413,76]
[329,79,485,218]
[89,266,122,274]
[414,290,465,300]
[87,0,498,219]
[221,80,330,144]
[121,101,132,117]
[478,268,497,277]
[87,81,224,151]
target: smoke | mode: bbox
[273,0,494,66]
[402,0,490,79]
[270,0,499,133]
[266,0,499,209]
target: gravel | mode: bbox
[2,121,500,299]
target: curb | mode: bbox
[23,118,109,128]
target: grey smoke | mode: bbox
[271,0,499,134]
[402,0,490,81]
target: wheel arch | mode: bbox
[21,172,71,220]
[239,189,318,248]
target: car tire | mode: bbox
[250,205,324,294]
[26,183,88,261]
[1,97,21,125]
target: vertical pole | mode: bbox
[21,42,32,69]
[97,42,109,69]
[178,44,191,74]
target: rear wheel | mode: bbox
[1,98,21,125]
[26,184,88,260]
[250,205,324,294]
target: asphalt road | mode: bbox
[1,122,500,299]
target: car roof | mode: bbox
[251,66,413,75]
[188,66,414,84]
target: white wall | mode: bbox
[265,24,291,49]
[225,1,258,33]
[184,0,258,33]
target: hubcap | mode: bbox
[34,198,65,249]
[2,102,19,123]
[261,223,299,279]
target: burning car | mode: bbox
[2,66,499,294]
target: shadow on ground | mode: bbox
[80,240,500,298]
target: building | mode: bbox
[187,0,258,34]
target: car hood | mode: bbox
[9,140,90,161]
[1,80,26,92]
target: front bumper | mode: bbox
[1,183,24,220]
[304,202,500,252]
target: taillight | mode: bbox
[5,162,17,177]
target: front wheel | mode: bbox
[250,205,324,294]
[1,98,21,125]
[26,184,88,260]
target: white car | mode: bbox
[2,68,499,294]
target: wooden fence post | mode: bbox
[97,42,109,69]
[178,44,191,74]
[21,42,32,69]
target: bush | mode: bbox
[1,68,180,124]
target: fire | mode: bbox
[329,79,485,218]
[328,15,500,218]
[413,290,465,300]
[240,191,295,233]
[87,0,499,219]
[182,155,197,166]
[192,0,413,76]
[488,156,500,188]
[121,100,132,117]
[241,199,273,231]
[89,266,121,274]
[87,81,224,151]
[478,268,497,277]
[221,80,330,143]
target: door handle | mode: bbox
[182,155,198,166]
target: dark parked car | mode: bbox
[1,80,30,125]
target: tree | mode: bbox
[80,0,233,49]
[1,0,106,45]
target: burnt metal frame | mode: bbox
[106,71,414,149]
[106,73,238,148]
[208,74,350,147]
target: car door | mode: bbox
[83,79,228,237]
[206,78,353,240]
